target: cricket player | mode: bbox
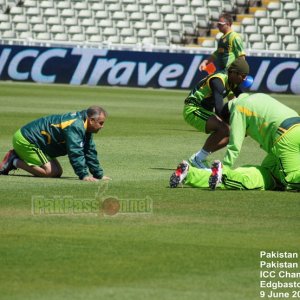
[0,106,110,182]
[184,57,249,169]
[169,160,278,190]
[171,93,300,191]
[199,13,246,72]
[211,93,300,190]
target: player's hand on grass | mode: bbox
[102,176,112,180]
[82,176,99,182]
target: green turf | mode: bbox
[0,82,300,300]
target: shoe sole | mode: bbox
[169,162,188,188]
[209,161,221,190]
[0,150,15,175]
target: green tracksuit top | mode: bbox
[212,30,245,70]
[186,71,240,111]
[21,110,103,179]
[223,93,299,167]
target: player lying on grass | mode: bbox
[183,57,249,169]
[170,160,279,190]
[171,93,300,191]
[0,106,110,182]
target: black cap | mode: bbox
[228,57,250,75]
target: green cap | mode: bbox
[228,57,250,75]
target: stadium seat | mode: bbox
[124,4,140,13]
[248,33,263,43]
[57,2,71,9]
[159,5,174,14]
[261,26,274,35]
[266,34,281,44]
[60,9,75,18]
[88,35,102,43]
[258,18,273,27]
[150,21,165,30]
[70,34,86,42]
[252,42,266,50]
[112,11,127,21]
[133,21,148,30]
[115,20,131,30]
[63,18,78,26]
[278,26,293,36]
[24,0,37,7]
[28,16,43,25]
[32,24,47,33]
[201,39,216,48]
[50,25,65,34]
[137,29,152,39]
[123,36,138,44]
[40,1,53,9]
[36,32,51,40]
[190,0,205,7]
[85,26,99,36]
[94,10,109,20]
[2,30,16,39]
[147,13,161,22]
[53,33,69,42]
[285,44,300,51]
[105,36,121,44]
[68,26,82,35]
[268,42,282,51]
[46,17,61,26]
[26,7,40,16]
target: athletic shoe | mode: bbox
[209,160,223,190]
[0,149,17,175]
[169,160,189,188]
[188,154,210,170]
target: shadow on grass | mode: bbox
[7,174,77,180]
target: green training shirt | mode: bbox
[186,71,241,113]
[213,30,245,70]
[223,93,299,167]
[21,110,103,180]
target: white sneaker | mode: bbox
[188,154,210,170]
[209,160,223,190]
[169,160,189,188]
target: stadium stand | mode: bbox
[0,0,299,54]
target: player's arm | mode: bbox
[222,109,247,167]
[84,134,104,180]
[64,124,90,180]
[209,77,225,117]
[232,35,246,59]
[199,53,216,71]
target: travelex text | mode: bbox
[0,45,299,94]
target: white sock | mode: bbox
[13,158,19,168]
[195,149,210,161]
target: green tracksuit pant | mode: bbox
[184,165,277,190]
[261,124,300,190]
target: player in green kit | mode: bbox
[0,106,110,182]
[199,13,246,72]
[183,57,249,169]
[171,93,300,191]
[170,161,277,190]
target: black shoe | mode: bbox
[0,149,17,175]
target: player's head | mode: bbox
[86,106,107,133]
[217,13,233,33]
[228,57,250,85]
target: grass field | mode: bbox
[0,82,300,300]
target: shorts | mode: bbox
[12,129,52,167]
[183,104,215,133]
